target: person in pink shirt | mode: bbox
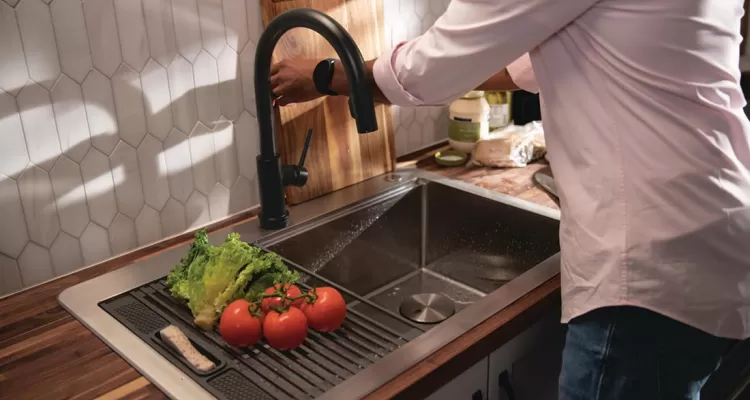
[269,0,750,398]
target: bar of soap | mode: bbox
[159,325,216,372]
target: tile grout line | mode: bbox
[11,0,31,97]
[43,0,64,89]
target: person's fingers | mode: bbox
[270,75,282,87]
[270,62,281,75]
[271,79,293,98]
[276,96,294,106]
[274,82,293,97]
[270,74,281,86]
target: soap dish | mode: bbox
[434,150,468,167]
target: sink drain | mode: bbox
[399,293,455,324]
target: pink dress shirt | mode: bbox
[373,0,750,339]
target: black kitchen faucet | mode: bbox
[254,8,378,230]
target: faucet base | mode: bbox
[257,153,289,230]
[259,211,290,230]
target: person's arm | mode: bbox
[270,58,521,106]
[271,0,574,106]
[505,53,540,94]
[373,0,597,106]
[327,61,519,99]
[477,68,520,92]
[329,60,390,103]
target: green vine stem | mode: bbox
[253,287,317,311]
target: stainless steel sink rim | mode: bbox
[254,177,418,248]
[58,169,561,400]
[383,173,403,182]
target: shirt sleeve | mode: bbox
[373,0,598,106]
[507,53,539,94]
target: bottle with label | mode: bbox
[448,91,490,153]
[485,91,512,130]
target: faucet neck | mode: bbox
[254,8,378,230]
[254,9,373,157]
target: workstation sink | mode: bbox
[59,169,562,400]
[261,178,559,327]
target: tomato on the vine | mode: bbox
[301,287,347,332]
[219,299,263,347]
[263,307,308,350]
[261,283,303,312]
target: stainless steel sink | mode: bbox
[59,169,561,400]
[261,179,559,326]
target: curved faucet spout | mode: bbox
[254,8,378,230]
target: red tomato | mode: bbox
[261,283,303,312]
[263,307,308,350]
[301,287,347,332]
[219,299,263,347]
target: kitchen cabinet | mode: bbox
[488,312,565,400]
[422,311,564,400]
[426,357,489,400]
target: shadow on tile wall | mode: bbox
[0,0,263,294]
[384,0,452,155]
[0,0,451,296]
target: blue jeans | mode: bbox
[559,306,737,400]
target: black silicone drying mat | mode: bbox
[99,251,424,400]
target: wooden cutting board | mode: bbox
[260,0,395,205]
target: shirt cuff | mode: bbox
[506,53,539,94]
[373,41,427,107]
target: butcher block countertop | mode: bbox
[0,150,560,400]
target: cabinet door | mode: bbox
[426,357,489,400]
[509,321,565,400]
[488,312,563,400]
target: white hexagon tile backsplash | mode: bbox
[0,0,451,296]
[385,0,452,156]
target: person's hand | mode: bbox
[270,58,322,106]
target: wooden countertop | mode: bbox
[0,151,560,400]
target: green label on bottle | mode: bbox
[449,118,481,142]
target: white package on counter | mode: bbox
[469,121,546,168]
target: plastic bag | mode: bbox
[469,121,546,168]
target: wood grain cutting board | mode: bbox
[260,0,394,205]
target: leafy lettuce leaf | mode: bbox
[166,229,209,300]
[165,230,299,330]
